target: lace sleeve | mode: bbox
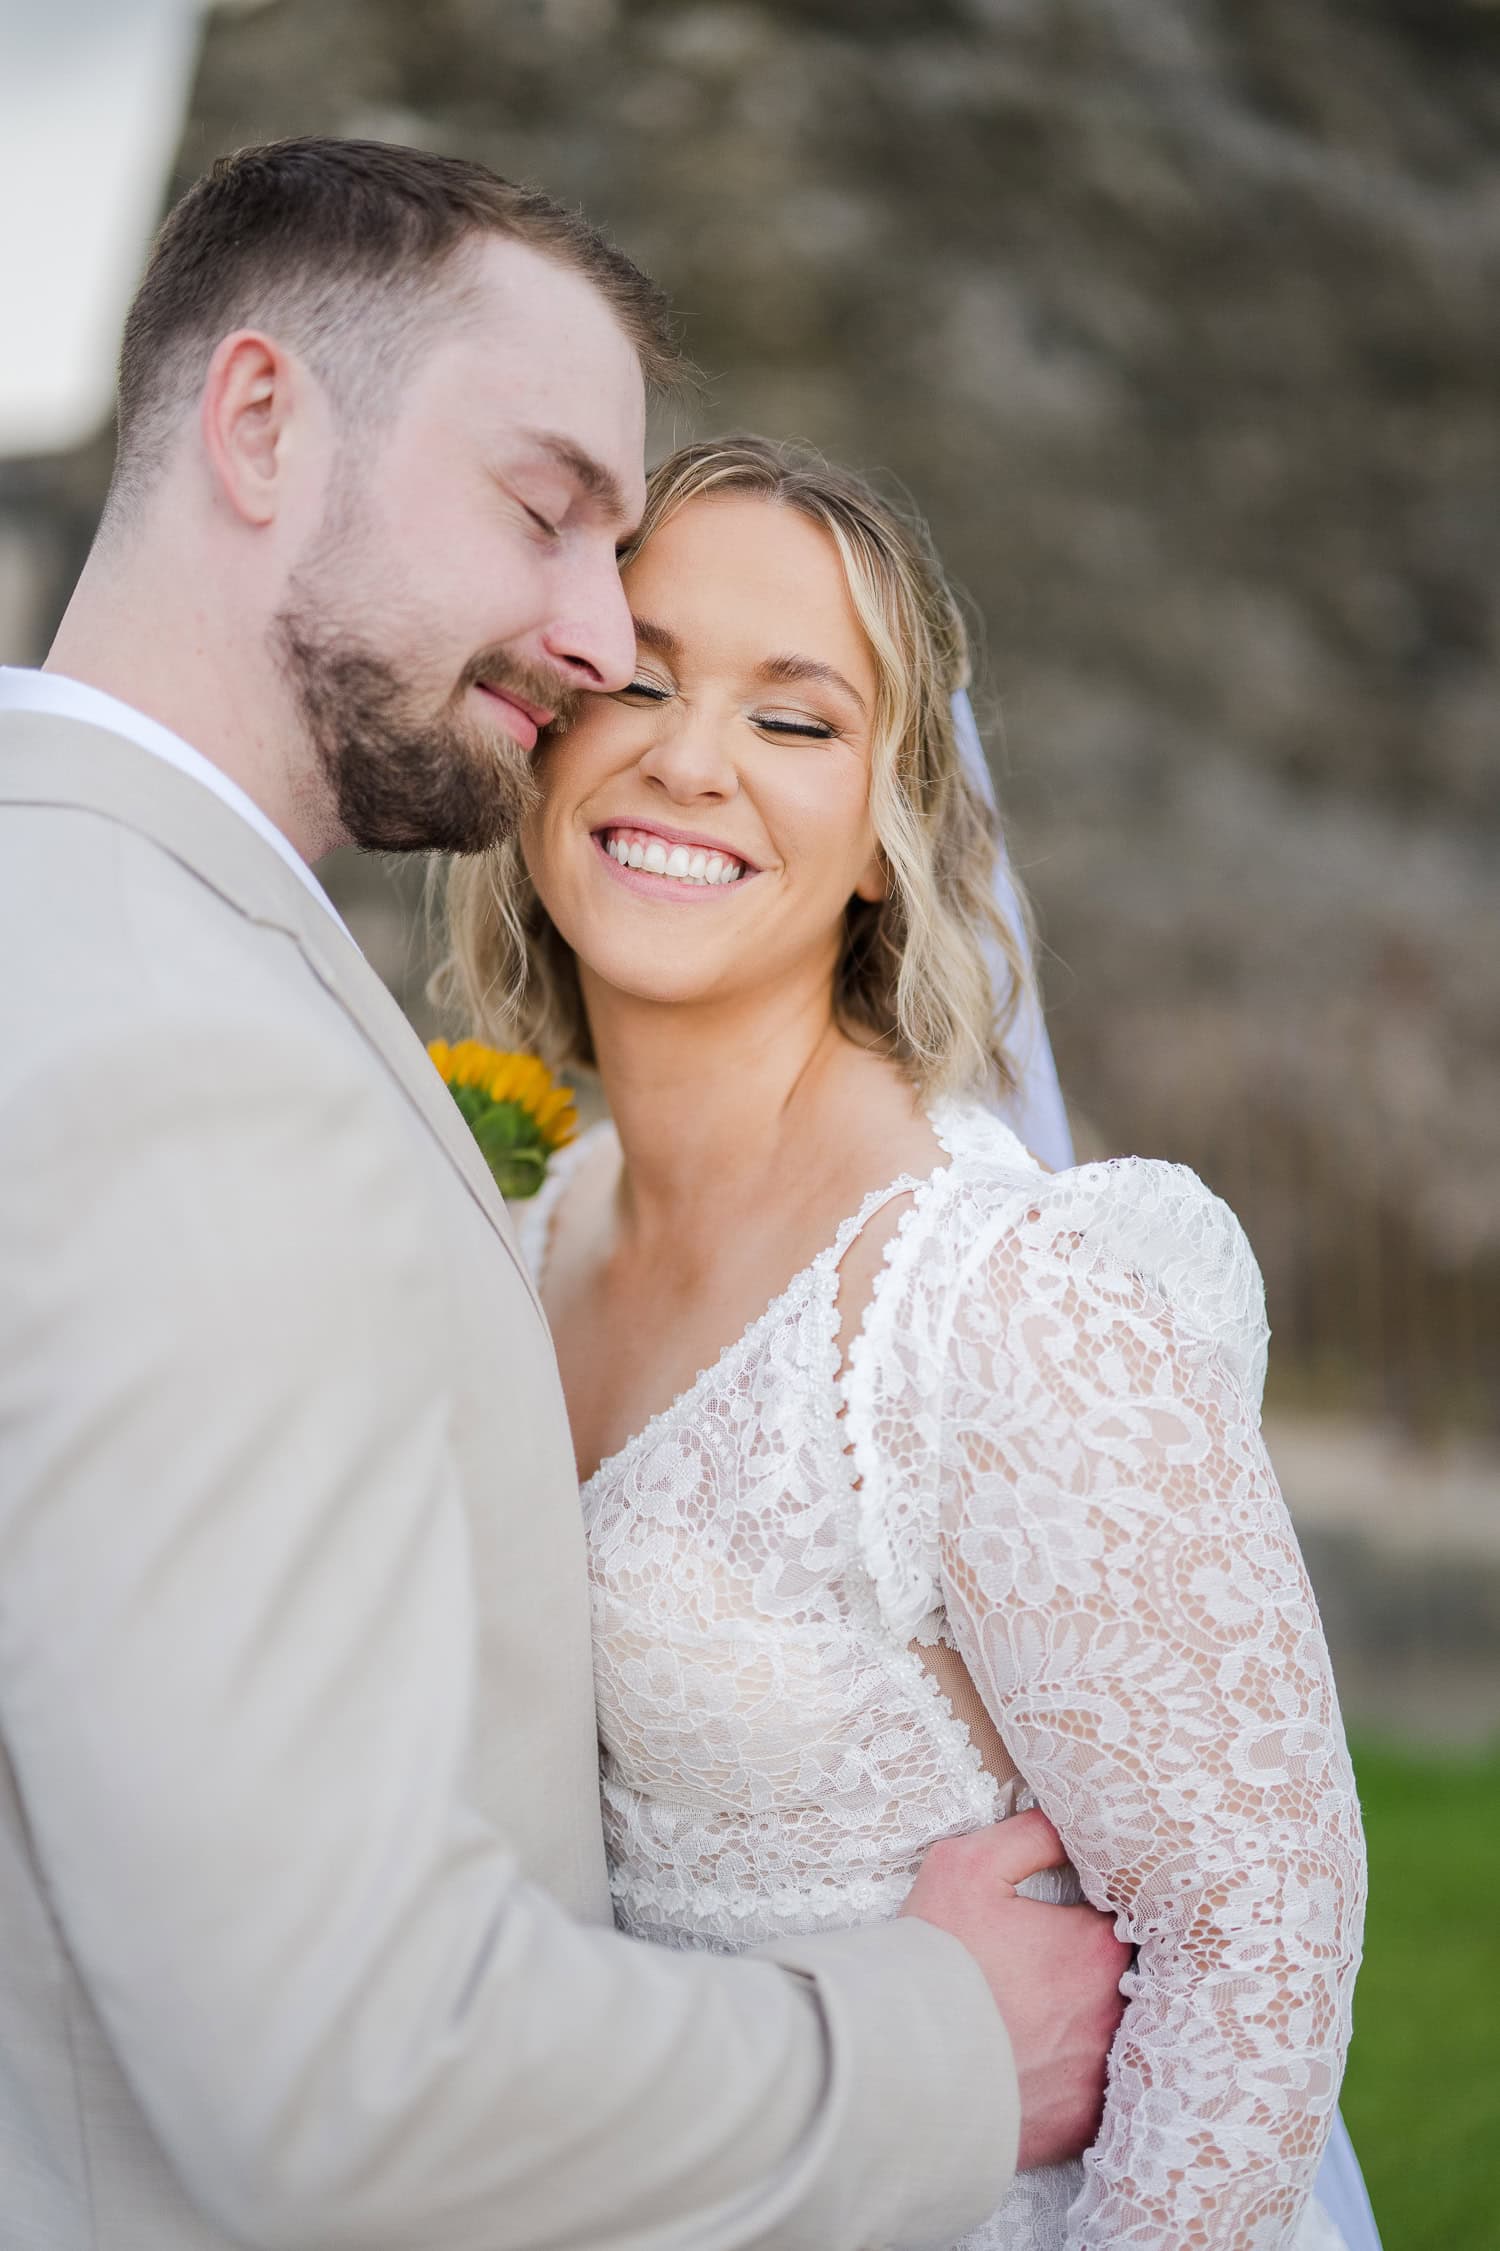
[935,1163,1366,2250]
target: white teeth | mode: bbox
[603,832,745,886]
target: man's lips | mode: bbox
[473,681,555,751]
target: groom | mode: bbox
[0,139,1127,2249]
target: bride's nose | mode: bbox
[636,702,740,802]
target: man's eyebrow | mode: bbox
[756,652,867,714]
[520,428,634,526]
[630,615,683,661]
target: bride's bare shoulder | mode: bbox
[520,1117,621,1303]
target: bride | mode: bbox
[445,435,1369,2248]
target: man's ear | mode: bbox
[199,330,298,527]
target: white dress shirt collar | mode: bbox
[0,666,346,931]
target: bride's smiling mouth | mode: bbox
[591,821,759,897]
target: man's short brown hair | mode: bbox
[110,136,678,512]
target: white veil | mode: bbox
[950,688,1074,1171]
[949,687,1382,2250]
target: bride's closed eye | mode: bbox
[614,678,838,740]
[751,709,837,741]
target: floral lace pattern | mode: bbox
[520,1101,1364,2249]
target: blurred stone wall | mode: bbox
[4,0,1497,1432]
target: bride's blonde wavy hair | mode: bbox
[439,435,1033,1098]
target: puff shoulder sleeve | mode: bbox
[934,1159,1365,2249]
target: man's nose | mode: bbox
[540,548,638,694]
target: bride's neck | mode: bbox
[582,966,862,1243]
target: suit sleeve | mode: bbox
[0,1014,1015,2251]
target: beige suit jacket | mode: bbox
[0,709,1018,2251]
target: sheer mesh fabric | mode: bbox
[520,1101,1364,2249]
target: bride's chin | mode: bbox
[572,937,738,1014]
[584,963,728,1012]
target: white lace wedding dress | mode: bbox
[521,1097,1365,2249]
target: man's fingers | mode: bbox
[978,1807,1069,1885]
[918,1808,1068,1894]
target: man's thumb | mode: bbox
[962,1807,1068,1888]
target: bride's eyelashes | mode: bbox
[752,711,837,741]
[615,678,838,740]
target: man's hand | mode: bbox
[900,1811,1129,2170]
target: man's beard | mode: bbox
[272,595,577,856]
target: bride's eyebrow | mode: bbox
[755,653,867,714]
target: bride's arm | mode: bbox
[934,1170,1365,2250]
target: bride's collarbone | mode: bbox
[546,1179,922,1492]
[541,1100,945,1482]
[550,1233,790,1452]
[547,1279,738,1493]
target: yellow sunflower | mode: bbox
[427,1039,577,1200]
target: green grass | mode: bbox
[1342,1740,1500,2250]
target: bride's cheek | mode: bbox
[518,817,571,926]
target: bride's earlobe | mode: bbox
[853,851,887,904]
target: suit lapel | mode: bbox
[0,711,545,1320]
[290,907,546,1316]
